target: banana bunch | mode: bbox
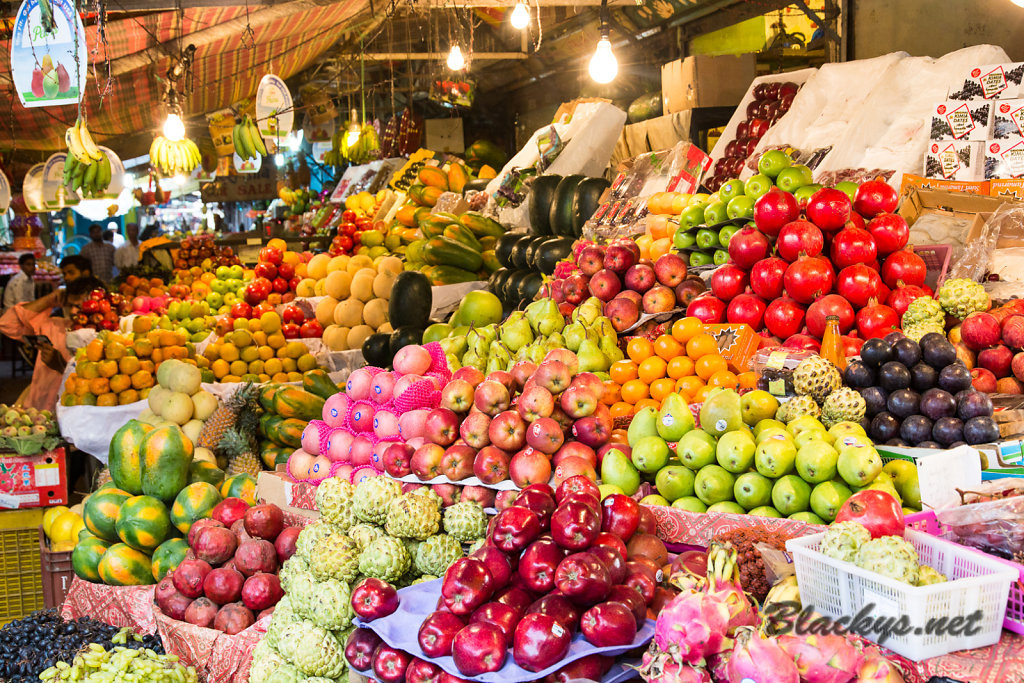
[149,136,201,176]
[344,124,381,165]
[232,115,267,161]
[65,117,103,166]
[323,128,344,166]
[63,150,112,198]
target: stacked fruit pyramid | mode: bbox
[248,476,488,682]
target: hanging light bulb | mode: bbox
[447,44,466,71]
[510,2,530,30]
[345,107,361,146]
[163,113,185,141]
[589,0,617,84]
[274,153,285,167]
[1012,0,1024,7]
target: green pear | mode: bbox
[462,349,485,372]
[524,299,546,329]
[672,497,707,513]
[574,302,602,326]
[525,344,547,364]
[753,418,787,438]
[601,448,641,495]
[627,406,660,447]
[599,484,626,498]
[698,388,743,438]
[599,335,624,363]
[632,435,670,473]
[545,332,565,351]
[445,353,462,370]
[563,322,589,352]
[749,505,783,518]
[576,338,610,373]
[857,471,903,504]
[657,393,694,442]
[809,480,852,522]
[655,465,695,501]
[787,415,827,439]
[499,313,534,352]
[591,316,616,340]
[534,299,565,336]
[836,445,883,488]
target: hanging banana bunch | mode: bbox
[323,128,344,167]
[65,116,113,198]
[231,115,267,161]
[343,123,381,165]
[150,136,201,176]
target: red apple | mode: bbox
[513,613,572,673]
[351,578,399,621]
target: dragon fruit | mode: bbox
[777,633,864,683]
[705,541,759,633]
[638,650,711,683]
[652,589,732,665]
[855,650,905,682]
[553,260,579,279]
[726,627,799,683]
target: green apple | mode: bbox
[716,430,756,473]
[744,174,774,200]
[749,505,783,518]
[672,496,707,513]
[835,181,859,202]
[423,323,453,343]
[707,501,746,515]
[809,480,852,522]
[713,249,729,266]
[655,465,696,501]
[696,229,719,249]
[689,251,713,267]
[688,193,710,206]
[640,494,670,506]
[794,183,823,206]
[795,440,839,483]
[734,472,774,510]
[680,205,706,230]
[772,475,812,515]
[215,265,231,279]
[703,201,729,225]
[677,430,718,470]
[694,465,736,505]
[457,290,504,327]
[674,228,697,249]
[718,179,746,203]
[755,437,797,478]
[776,164,814,193]
[228,265,244,280]
[225,278,243,292]
[726,195,756,220]
[718,224,739,247]
[222,292,237,306]
[758,150,793,178]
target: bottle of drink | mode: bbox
[820,315,847,371]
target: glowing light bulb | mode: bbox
[1012,0,1024,7]
[274,153,285,167]
[510,2,530,30]
[163,113,185,141]
[447,44,465,71]
[123,173,135,187]
[589,37,617,84]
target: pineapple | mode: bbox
[221,427,262,477]
[198,382,258,449]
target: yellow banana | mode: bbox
[66,127,91,165]
[248,117,268,157]
[78,118,103,162]
[237,120,256,160]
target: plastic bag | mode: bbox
[955,477,1024,504]
[947,202,1024,281]
[935,489,1024,560]
[752,348,817,397]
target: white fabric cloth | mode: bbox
[3,271,35,309]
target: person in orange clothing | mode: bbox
[0,276,105,411]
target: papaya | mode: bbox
[422,236,484,272]
[258,384,279,412]
[151,538,188,581]
[478,165,497,179]
[259,413,283,439]
[479,235,498,251]
[115,495,172,552]
[419,215,455,238]
[418,165,449,190]
[420,186,443,207]
[425,265,480,285]
[443,224,483,251]
[303,369,341,400]
[97,543,155,586]
[405,239,427,264]
[108,420,152,495]
[407,184,427,205]
[170,482,223,535]
[220,474,257,505]
[268,418,306,449]
[447,162,470,193]
[139,425,193,502]
[460,212,505,238]
[481,250,501,274]
[396,205,420,227]
[72,537,111,582]
[271,386,326,421]
[465,140,508,170]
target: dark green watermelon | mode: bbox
[518,273,544,303]
[362,334,393,367]
[509,235,535,270]
[549,175,586,236]
[525,236,550,271]
[529,175,563,235]
[495,233,519,269]
[536,237,574,275]
[571,178,611,235]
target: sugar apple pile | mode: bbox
[820,388,866,429]
[443,501,488,541]
[820,521,872,563]
[855,535,921,585]
[415,534,464,576]
[385,493,441,540]
[353,476,402,525]
[902,296,946,341]
[937,278,989,320]
[776,395,820,424]
[793,356,841,403]
[917,565,948,585]
[315,477,357,531]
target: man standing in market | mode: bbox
[114,223,141,273]
[78,223,116,283]
[3,254,36,310]
[58,255,93,285]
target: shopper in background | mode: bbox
[3,254,36,310]
[78,224,116,283]
[58,254,93,284]
[114,223,141,273]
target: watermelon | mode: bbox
[71,537,112,582]
[189,460,225,487]
[108,420,152,495]
[220,474,257,505]
[83,488,132,542]
[97,544,155,586]
[139,425,194,502]
[170,482,223,535]
[115,495,172,552]
[151,538,189,581]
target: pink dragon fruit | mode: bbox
[705,541,759,634]
[706,651,731,682]
[726,627,800,683]
[553,260,579,279]
[777,634,864,683]
[653,589,732,665]
[855,651,904,682]
[571,239,595,261]
[638,650,711,683]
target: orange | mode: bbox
[610,402,634,419]
[738,372,758,390]
[634,398,660,414]
[667,356,695,380]
[686,333,719,360]
[649,378,676,403]
[610,428,629,444]
[693,385,714,403]
[635,234,654,261]
[709,370,739,389]
[626,338,654,364]
[602,382,622,406]
[676,376,705,399]
[695,354,728,381]
[654,335,684,361]
[648,214,672,241]
[637,356,668,384]
[620,379,650,405]
[649,237,673,261]
[85,339,104,363]
[610,360,639,384]
[671,317,704,344]
[88,377,110,395]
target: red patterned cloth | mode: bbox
[60,578,157,634]
[874,631,1024,683]
[154,603,270,683]
[647,504,825,547]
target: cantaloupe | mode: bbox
[182,418,204,443]
[191,391,218,421]
[161,392,194,425]
[316,297,339,327]
[313,279,327,296]
[372,271,397,299]
[347,325,374,350]
[327,255,349,273]
[296,278,317,297]
[322,325,349,351]
[325,270,352,299]
[307,253,331,280]
[334,299,364,327]
[346,255,374,274]
[147,387,166,413]
[350,271,375,302]
[193,447,216,464]
[377,256,403,276]
[363,298,388,330]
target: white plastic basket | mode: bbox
[786,528,1016,661]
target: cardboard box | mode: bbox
[661,54,756,114]
[929,100,992,141]
[256,471,318,519]
[0,448,67,509]
[984,137,1024,178]
[702,322,758,373]
[924,140,984,181]
[989,177,1024,201]
[898,186,1007,226]
[899,173,991,196]
[991,99,1024,138]
[948,62,1024,100]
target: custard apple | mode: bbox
[284,568,318,618]
[408,486,444,511]
[466,538,487,554]
[415,534,463,576]
[443,501,488,541]
[403,538,423,563]
[307,578,354,630]
[938,278,989,320]
[777,395,820,424]
[277,556,308,594]
[275,621,346,679]
[296,521,337,561]
[821,388,867,429]
[247,640,290,683]
[819,521,872,563]
[917,565,947,585]
[855,535,920,584]
[315,478,357,531]
[793,356,842,402]
[902,296,944,328]
[353,477,402,525]
[309,534,360,583]
[386,494,441,540]
[902,321,947,342]
[264,596,302,650]
[348,523,384,552]
[358,536,411,582]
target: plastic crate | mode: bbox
[38,527,73,610]
[906,508,1024,635]
[0,509,45,625]
[786,528,1016,661]
[913,244,951,291]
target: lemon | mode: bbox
[240,346,260,363]
[219,344,240,363]
[69,517,86,542]
[231,329,253,348]
[230,360,249,376]
[286,341,306,359]
[43,506,70,538]
[297,353,318,372]
[49,511,81,544]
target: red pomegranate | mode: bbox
[776,220,824,263]
[830,226,878,269]
[853,179,899,218]
[784,256,835,304]
[764,298,806,340]
[749,257,788,300]
[806,295,856,338]
[856,301,900,339]
[866,213,910,255]
[836,264,883,308]
[880,249,927,289]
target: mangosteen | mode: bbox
[892,338,922,368]
[885,438,910,447]
[932,416,964,446]
[956,390,994,421]
[860,338,892,368]
[939,364,973,394]
[859,386,889,417]
[964,416,999,445]
[917,441,942,449]
[900,414,934,445]
[909,363,938,392]
[921,335,957,369]
[887,389,920,418]
[843,361,875,388]
[870,412,901,442]
[878,361,912,391]
[919,388,956,421]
